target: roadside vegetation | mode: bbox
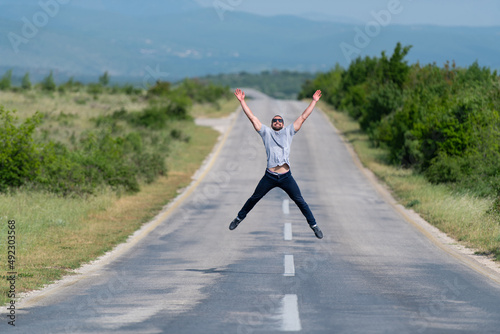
[301,42,500,261]
[0,73,236,305]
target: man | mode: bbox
[229,88,323,239]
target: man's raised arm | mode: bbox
[293,90,322,132]
[235,89,262,131]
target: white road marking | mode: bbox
[284,223,293,241]
[281,200,300,330]
[284,255,295,276]
[281,294,302,331]
[282,199,290,214]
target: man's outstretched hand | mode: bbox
[234,88,245,102]
[312,90,322,102]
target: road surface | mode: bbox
[3,90,500,333]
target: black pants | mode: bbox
[237,170,316,226]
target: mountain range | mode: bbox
[0,0,499,85]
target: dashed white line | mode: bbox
[284,255,295,276]
[284,223,293,241]
[281,294,302,331]
[282,199,290,214]
[282,200,300,331]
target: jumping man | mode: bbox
[229,89,324,239]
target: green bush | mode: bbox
[360,82,402,132]
[61,77,84,93]
[99,71,110,86]
[35,142,90,195]
[340,84,367,120]
[174,78,230,104]
[87,83,103,97]
[424,153,463,184]
[378,43,412,89]
[131,106,169,129]
[121,84,142,95]
[298,64,343,104]
[147,80,171,98]
[0,105,170,196]
[40,71,57,91]
[36,130,167,195]
[301,42,500,198]
[166,94,192,120]
[0,107,43,190]
[0,69,13,91]
[127,97,192,129]
[131,152,166,184]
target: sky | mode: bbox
[195,0,500,27]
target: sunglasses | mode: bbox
[272,118,284,123]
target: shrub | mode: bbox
[99,71,110,86]
[130,106,169,129]
[424,153,463,184]
[0,106,169,196]
[35,142,90,195]
[61,77,83,93]
[379,43,412,89]
[132,152,166,184]
[301,42,500,197]
[87,83,103,97]
[360,82,402,132]
[38,130,167,195]
[0,107,43,190]
[40,71,57,91]
[170,129,190,143]
[166,94,192,120]
[0,69,13,90]
[122,84,142,95]
[175,78,230,104]
[298,65,344,105]
[147,80,171,98]
[340,84,367,120]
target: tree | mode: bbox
[0,107,43,190]
[40,71,56,91]
[0,69,13,90]
[21,72,32,90]
[99,71,110,86]
[147,80,171,98]
[380,42,413,89]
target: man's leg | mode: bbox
[280,173,323,238]
[280,173,316,225]
[237,173,276,220]
[230,173,276,230]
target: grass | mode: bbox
[0,90,224,305]
[190,97,239,118]
[318,101,500,261]
[1,90,149,147]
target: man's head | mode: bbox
[271,115,284,131]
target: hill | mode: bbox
[0,1,499,84]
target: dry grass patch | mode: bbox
[191,97,239,118]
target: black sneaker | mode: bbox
[229,217,243,230]
[310,225,323,239]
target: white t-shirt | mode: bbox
[257,124,298,169]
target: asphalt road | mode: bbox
[3,90,500,333]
